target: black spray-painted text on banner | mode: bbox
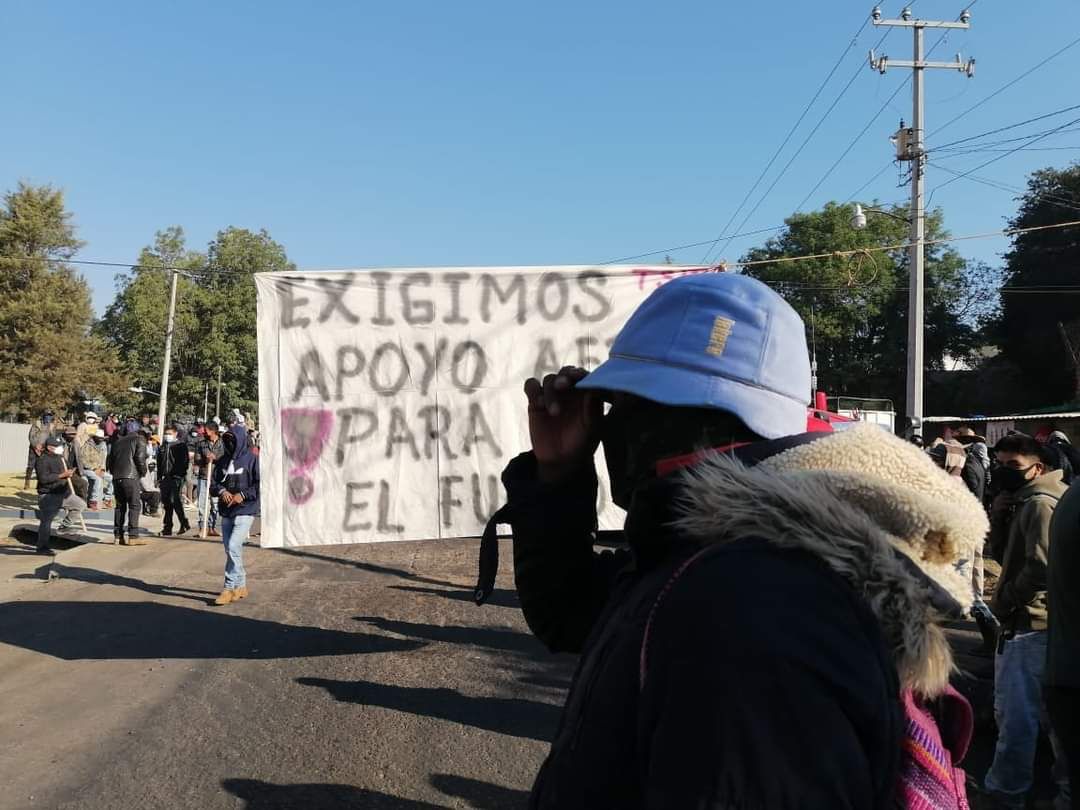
[279,271,613,328]
[258,267,664,543]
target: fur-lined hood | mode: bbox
[674,424,989,698]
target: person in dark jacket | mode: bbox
[158,423,191,536]
[25,410,57,489]
[1048,430,1079,486]
[106,420,148,545]
[489,273,987,809]
[1047,479,1080,809]
[210,424,259,605]
[984,433,1069,806]
[34,436,85,554]
[195,420,224,537]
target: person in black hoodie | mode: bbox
[158,422,191,536]
[478,273,989,809]
[107,420,148,545]
[34,436,85,554]
[210,424,259,605]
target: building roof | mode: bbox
[924,411,1080,424]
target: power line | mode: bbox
[805,16,963,212]
[698,10,874,263]
[795,78,910,212]
[928,33,1080,140]
[925,162,1080,214]
[936,145,1080,156]
[6,218,1080,280]
[926,114,1080,206]
[929,103,1080,151]
[602,225,785,265]
[702,15,900,264]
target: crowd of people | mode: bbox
[25,408,260,606]
[920,425,1079,807]
[480,271,1080,809]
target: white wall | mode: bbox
[0,423,32,473]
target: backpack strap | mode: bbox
[639,544,720,692]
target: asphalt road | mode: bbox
[0,528,571,809]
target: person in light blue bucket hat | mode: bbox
[477,271,988,809]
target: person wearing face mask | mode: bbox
[77,416,112,510]
[210,423,259,605]
[158,423,191,537]
[106,420,149,546]
[984,433,1069,807]
[25,410,57,490]
[34,436,85,555]
[477,273,989,809]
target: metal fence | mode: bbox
[0,423,31,473]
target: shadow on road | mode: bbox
[354,616,546,656]
[0,602,428,661]
[14,565,217,604]
[296,677,561,742]
[517,673,573,691]
[389,584,520,610]
[429,773,530,808]
[223,778,443,809]
[222,775,531,809]
[273,547,466,588]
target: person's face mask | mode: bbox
[600,401,653,511]
[164,434,177,444]
[49,445,65,456]
[996,463,1039,492]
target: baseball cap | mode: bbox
[84,412,99,422]
[577,272,811,440]
[45,436,64,447]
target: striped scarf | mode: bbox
[897,687,972,809]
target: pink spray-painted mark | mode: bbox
[280,408,335,505]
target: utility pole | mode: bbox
[203,382,209,422]
[869,6,974,435]
[157,269,180,436]
[215,365,223,420]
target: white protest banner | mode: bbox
[255,265,714,547]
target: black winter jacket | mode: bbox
[507,450,903,810]
[961,453,987,503]
[158,440,189,480]
[107,433,147,481]
[35,453,69,496]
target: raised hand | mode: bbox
[523,366,603,483]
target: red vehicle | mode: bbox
[808,391,857,432]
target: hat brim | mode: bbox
[577,355,809,440]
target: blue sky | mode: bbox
[4,1,1079,315]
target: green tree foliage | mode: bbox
[997,164,1080,405]
[98,226,207,417]
[0,182,128,416]
[99,226,294,421]
[741,201,996,415]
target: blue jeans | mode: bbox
[196,479,218,530]
[220,514,253,590]
[986,631,1060,803]
[82,470,113,503]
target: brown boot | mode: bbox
[120,536,148,546]
[213,589,236,606]
[234,585,249,600]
